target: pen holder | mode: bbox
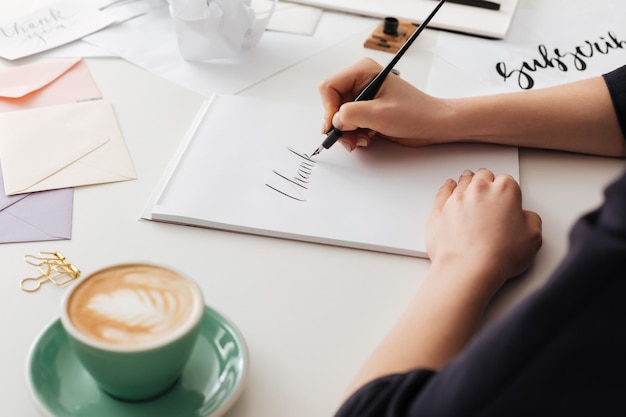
[168,0,277,61]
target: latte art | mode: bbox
[67,264,200,347]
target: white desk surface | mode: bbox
[1,2,624,416]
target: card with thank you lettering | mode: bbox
[0,0,118,60]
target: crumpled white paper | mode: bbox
[168,0,276,60]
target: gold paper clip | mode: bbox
[20,251,81,292]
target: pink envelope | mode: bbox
[0,57,102,111]
[0,58,100,243]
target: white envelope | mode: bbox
[0,99,137,195]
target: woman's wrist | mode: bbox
[426,256,507,306]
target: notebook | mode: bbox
[283,0,520,39]
[143,94,518,257]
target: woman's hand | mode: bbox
[426,168,543,292]
[318,57,453,151]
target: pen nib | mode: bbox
[310,146,323,158]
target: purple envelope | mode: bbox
[0,168,72,244]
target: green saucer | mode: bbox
[27,306,248,417]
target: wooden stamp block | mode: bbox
[364,17,420,53]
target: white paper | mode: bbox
[283,0,520,39]
[169,0,276,60]
[267,3,322,35]
[430,0,626,92]
[0,0,119,60]
[145,94,519,258]
[83,5,377,97]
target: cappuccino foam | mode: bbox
[67,264,200,347]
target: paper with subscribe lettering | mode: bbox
[430,0,626,93]
[144,94,518,258]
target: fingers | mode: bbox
[333,100,378,132]
[524,210,543,241]
[434,169,495,209]
[432,178,457,211]
[318,58,383,134]
[455,169,475,192]
[474,168,495,182]
[455,168,496,192]
[337,130,375,152]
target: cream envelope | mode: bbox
[0,99,137,195]
[0,57,102,112]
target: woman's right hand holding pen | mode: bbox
[318,57,454,151]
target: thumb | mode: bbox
[334,101,378,132]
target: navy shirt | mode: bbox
[335,66,626,417]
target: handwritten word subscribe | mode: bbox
[496,31,626,90]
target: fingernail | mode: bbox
[356,134,369,147]
[332,113,343,130]
[339,139,354,152]
[462,169,474,176]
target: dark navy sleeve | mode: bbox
[336,164,626,417]
[603,65,626,140]
[335,370,435,417]
[335,66,626,417]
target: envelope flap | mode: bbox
[0,102,109,194]
[0,169,28,210]
[0,58,81,99]
[2,188,73,241]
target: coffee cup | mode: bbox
[60,263,204,401]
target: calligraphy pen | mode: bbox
[310,0,447,158]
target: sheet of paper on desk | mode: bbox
[283,0,520,40]
[0,0,119,60]
[83,6,378,97]
[0,99,137,195]
[267,3,323,35]
[430,0,626,93]
[144,94,518,258]
[23,0,169,59]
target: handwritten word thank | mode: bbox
[0,8,75,47]
[495,31,626,89]
[266,148,316,202]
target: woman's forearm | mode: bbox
[342,260,501,401]
[443,77,626,157]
